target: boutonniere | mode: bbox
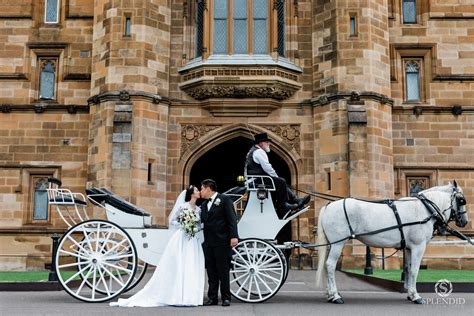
[214,198,221,206]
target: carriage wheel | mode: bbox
[77,242,147,294]
[230,238,285,303]
[55,220,137,302]
[274,246,289,283]
[123,259,147,293]
[231,243,289,298]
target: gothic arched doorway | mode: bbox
[189,135,293,245]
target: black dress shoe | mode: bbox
[295,195,311,208]
[284,202,298,211]
[221,299,230,306]
[204,299,218,306]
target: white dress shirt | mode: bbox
[252,146,278,177]
[207,192,218,210]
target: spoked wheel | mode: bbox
[77,243,147,294]
[230,238,285,303]
[123,259,147,293]
[274,246,290,283]
[55,220,138,302]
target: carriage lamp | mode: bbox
[257,185,267,213]
[236,175,245,186]
[257,185,267,200]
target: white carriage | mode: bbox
[47,176,309,303]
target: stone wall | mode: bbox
[0,0,92,105]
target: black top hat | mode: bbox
[254,132,271,144]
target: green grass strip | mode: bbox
[0,271,79,283]
[343,269,474,283]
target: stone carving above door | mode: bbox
[180,124,221,156]
[260,124,301,153]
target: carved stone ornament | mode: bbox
[260,124,301,153]
[180,124,221,157]
[408,177,429,197]
[1,104,11,113]
[119,90,131,101]
[185,85,296,100]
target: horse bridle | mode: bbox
[448,189,467,224]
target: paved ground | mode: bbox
[1,270,473,316]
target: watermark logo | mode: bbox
[434,279,453,298]
[422,279,465,305]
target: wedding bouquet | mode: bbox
[177,208,199,238]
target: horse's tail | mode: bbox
[315,204,328,289]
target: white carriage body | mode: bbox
[238,175,308,240]
[105,204,152,228]
[237,192,287,239]
[125,228,205,266]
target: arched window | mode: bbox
[404,60,421,102]
[33,178,49,221]
[194,0,286,57]
[39,59,57,100]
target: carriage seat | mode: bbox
[245,175,276,191]
[49,196,87,206]
[47,177,87,205]
[86,187,151,218]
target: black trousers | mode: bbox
[204,244,231,301]
[271,176,289,218]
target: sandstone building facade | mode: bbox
[0,0,473,270]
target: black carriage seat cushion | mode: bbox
[49,196,87,205]
[87,187,151,217]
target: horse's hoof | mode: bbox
[331,298,344,304]
[406,296,411,301]
[412,298,424,304]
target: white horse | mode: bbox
[315,181,469,304]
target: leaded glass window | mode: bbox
[45,0,60,24]
[402,0,417,24]
[276,0,285,56]
[253,0,268,54]
[33,178,49,221]
[195,0,205,57]
[39,59,57,100]
[213,0,228,54]
[233,0,248,54]
[202,0,284,56]
[405,60,420,102]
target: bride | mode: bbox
[110,185,205,307]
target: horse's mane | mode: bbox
[418,183,453,211]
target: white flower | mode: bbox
[214,198,221,206]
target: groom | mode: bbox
[200,179,239,307]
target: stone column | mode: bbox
[312,0,394,267]
[312,0,393,199]
[88,0,171,221]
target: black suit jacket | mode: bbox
[201,193,239,247]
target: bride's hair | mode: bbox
[185,185,196,202]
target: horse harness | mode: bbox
[340,190,466,249]
[343,198,414,249]
[296,187,469,250]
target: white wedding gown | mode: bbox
[110,202,205,307]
